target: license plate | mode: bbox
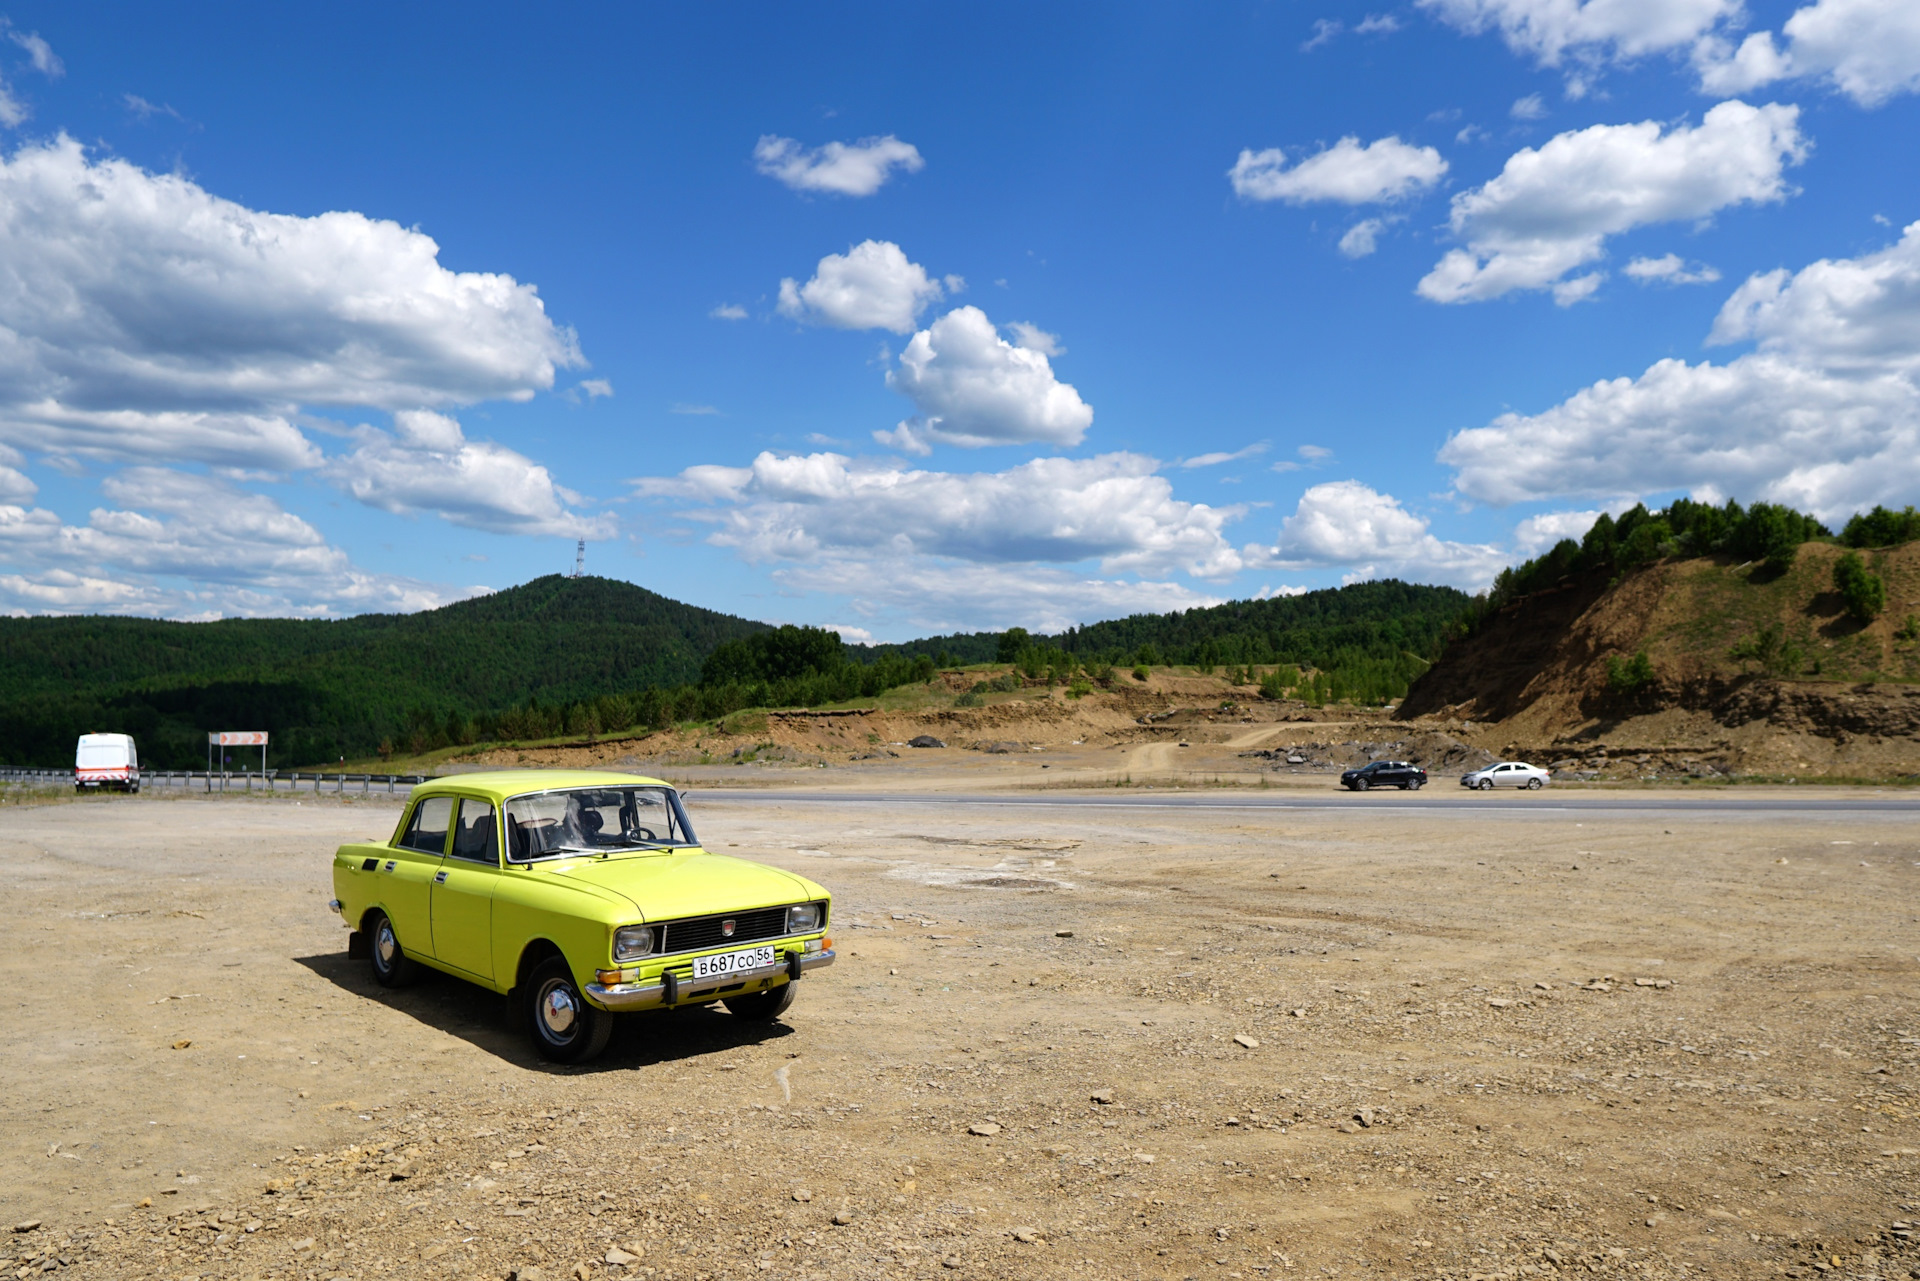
[691,946,776,980]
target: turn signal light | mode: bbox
[595,968,635,986]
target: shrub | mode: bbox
[1258,670,1292,701]
[1066,677,1093,699]
[1728,623,1803,676]
[1132,664,1150,681]
[954,690,983,708]
[1833,550,1886,622]
[1897,615,1920,642]
[1605,650,1655,691]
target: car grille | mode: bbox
[660,906,792,954]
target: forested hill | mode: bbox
[0,575,768,768]
[875,580,1472,672]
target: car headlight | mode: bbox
[613,925,656,962]
[787,902,822,934]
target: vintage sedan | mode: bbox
[328,770,833,1063]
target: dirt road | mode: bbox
[1,784,1915,1280]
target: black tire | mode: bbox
[367,910,421,988]
[724,982,798,1023]
[1477,778,1493,791]
[1354,777,1370,791]
[1411,780,1424,790]
[523,955,613,1064]
[1526,777,1543,790]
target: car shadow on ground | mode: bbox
[293,952,795,1073]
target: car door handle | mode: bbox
[434,870,448,884]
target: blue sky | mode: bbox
[1,1,1917,638]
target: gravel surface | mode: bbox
[0,786,1915,1280]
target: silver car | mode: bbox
[1461,761,1550,790]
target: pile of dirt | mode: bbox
[1399,543,1920,778]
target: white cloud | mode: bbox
[1439,220,1920,522]
[1303,19,1344,50]
[1251,583,1312,600]
[0,464,33,503]
[1006,321,1064,356]
[880,306,1093,452]
[123,94,182,122]
[636,450,1246,580]
[709,303,749,321]
[1625,253,1722,285]
[1298,444,1333,459]
[1419,0,1740,68]
[571,378,613,401]
[7,28,61,77]
[753,134,925,197]
[1182,443,1268,469]
[1695,0,1920,107]
[324,411,613,538]
[1510,93,1548,120]
[778,240,947,334]
[1417,101,1806,304]
[0,468,473,618]
[0,136,581,471]
[670,402,720,416]
[1229,136,1448,205]
[1248,481,1507,587]
[1552,273,1605,306]
[820,622,875,644]
[1357,14,1403,35]
[1512,508,1607,555]
[1339,218,1387,258]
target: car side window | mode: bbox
[399,796,454,855]
[451,799,498,865]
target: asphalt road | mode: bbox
[687,786,1920,816]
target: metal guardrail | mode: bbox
[0,768,429,795]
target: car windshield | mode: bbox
[504,785,698,861]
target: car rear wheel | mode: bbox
[1527,777,1543,790]
[724,981,798,1023]
[368,910,421,988]
[1411,780,1424,790]
[524,955,613,1064]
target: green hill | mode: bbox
[0,573,1478,770]
[0,575,768,769]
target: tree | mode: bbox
[1833,550,1887,623]
[996,627,1031,664]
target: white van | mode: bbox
[75,733,140,793]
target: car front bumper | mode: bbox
[586,947,836,1011]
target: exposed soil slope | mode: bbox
[1400,542,1920,776]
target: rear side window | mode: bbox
[399,796,454,855]
[450,799,498,865]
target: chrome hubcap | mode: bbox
[376,924,397,966]
[540,982,578,1037]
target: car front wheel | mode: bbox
[724,981,798,1022]
[524,955,613,1064]
[1354,777,1370,791]
[368,910,420,988]
[1477,778,1493,790]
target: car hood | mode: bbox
[528,850,822,921]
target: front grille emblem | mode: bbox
[721,919,737,938]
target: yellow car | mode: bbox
[327,770,834,1063]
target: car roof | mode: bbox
[407,769,674,804]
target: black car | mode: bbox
[1340,760,1426,791]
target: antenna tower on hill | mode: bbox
[571,539,585,578]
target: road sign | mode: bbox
[209,731,269,746]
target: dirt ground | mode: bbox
[2,779,1917,1281]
